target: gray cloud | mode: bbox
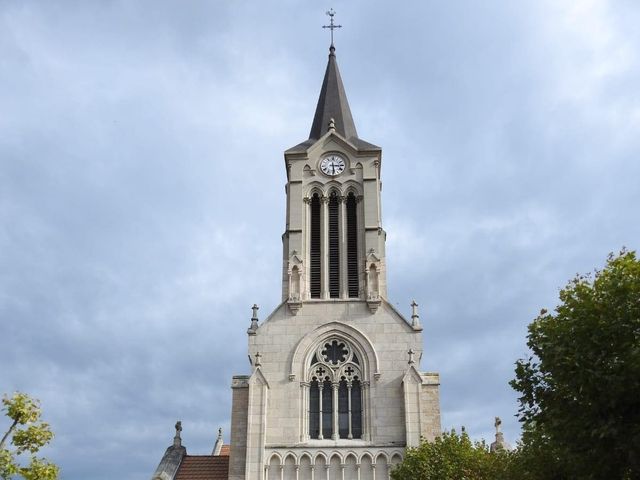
[1,1,639,478]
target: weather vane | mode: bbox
[322,8,342,46]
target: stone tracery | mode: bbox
[307,337,364,440]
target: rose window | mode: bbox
[321,340,349,365]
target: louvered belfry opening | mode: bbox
[328,193,340,298]
[310,194,321,298]
[346,192,359,297]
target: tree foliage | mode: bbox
[511,250,640,479]
[391,429,510,480]
[506,426,570,480]
[0,393,58,480]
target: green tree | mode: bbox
[511,250,640,479]
[0,393,58,480]
[507,426,569,480]
[390,429,510,480]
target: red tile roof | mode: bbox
[175,455,229,480]
[219,445,230,456]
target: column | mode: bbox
[310,465,315,480]
[332,382,339,440]
[373,160,381,226]
[301,382,309,442]
[318,382,324,440]
[347,382,353,439]
[363,381,371,441]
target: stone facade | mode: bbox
[228,45,441,480]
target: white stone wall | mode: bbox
[282,134,387,302]
[250,301,421,443]
[233,298,441,479]
[264,447,404,480]
[231,130,441,480]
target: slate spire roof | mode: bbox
[309,45,358,141]
[286,45,380,153]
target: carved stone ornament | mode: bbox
[410,299,423,331]
[366,294,381,314]
[287,299,302,315]
[247,304,259,335]
[365,250,382,313]
[307,338,363,385]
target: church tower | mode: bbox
[228,39,441,480]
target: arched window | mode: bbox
[309,194,321,298]
[308,338,364,440]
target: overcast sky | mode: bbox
[1,1,639,478]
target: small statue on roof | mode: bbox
[173,420,183,448]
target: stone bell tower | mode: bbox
[228,26,441,480]
[281,42,387,317]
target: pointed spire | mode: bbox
[309,46,358,141]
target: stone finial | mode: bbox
[151,420,187,479]
[411,300,419,322]
[411,300,423,330]
[247,304,259,335]
[173,421,182,447]
[328,118,336,131]
[407,349,415,365]
[212,427,224,455]
[490,416,512,452]
[255,351,262,367]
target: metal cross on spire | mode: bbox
[322,8,342,47]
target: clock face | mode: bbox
[320,154,346,176]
